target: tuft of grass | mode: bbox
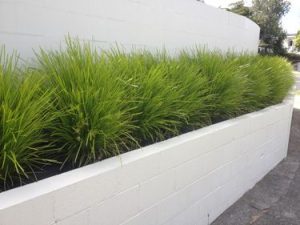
[233,55,273,111]
[179,50,249,121]
[261,57,294,104]
[36,39,134,167]
[103,50,213,144]
[0,48,56,189]
[237,55,294,109]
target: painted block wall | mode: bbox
[0,0,259,59]
[0,98,294,225]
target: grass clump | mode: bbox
[0,39,295,189]
[0,48,56,188]
[36,40,134,167]
[103,50,212,144]
[234,55,294,110]
[179,50,249,121]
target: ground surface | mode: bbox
[212,74,300,225]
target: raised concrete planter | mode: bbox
[0,98,294,225]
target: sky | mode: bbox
[204,0,300,34]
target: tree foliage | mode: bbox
[295,31,300,50]
[229,1,252,17]
[228,0,291,55]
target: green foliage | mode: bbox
[295,31,300,50]
[228,0,291,55]
[234,55,273,109]
[233,54,294,108]
[36,40,134,167]
[0,48,56,189]
[252,0,290,55]
[103,50,213,144]
[228,1,252,17]
[187,51,248,120]
[0,39,295,189]
[259,57,294,103]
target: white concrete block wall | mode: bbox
[0,0,260,60]
[0,98,294,225]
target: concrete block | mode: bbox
[89,186,140,225]
[0,194,55,225]
[121,206,158,225]
[56,210,89,225]
[157,190,188,224]
[53,169,119,220]
[139,169,176,210]
[117,153,161,192]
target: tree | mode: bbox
[251,0,290,54]
[228,0,291,55]
[295,31,300,50]
[228,1,252,17]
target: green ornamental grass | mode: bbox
[0,38,295,189]
[0,48,56,188]
[36,40,134,167]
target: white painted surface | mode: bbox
[294,62,300,72]
[0,0,259,59]
[0,97,294,225]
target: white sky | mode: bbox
[204,0,300,34]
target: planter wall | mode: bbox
[0,98,294,225]
[0,0,259,59]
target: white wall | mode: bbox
[294,62,300,72]
[0,98,294,225]
[0,0,260,59]
[283,35,299,53]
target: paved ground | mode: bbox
[294,72,300,109]
[294,72,300,91]
[212,74,300,225]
